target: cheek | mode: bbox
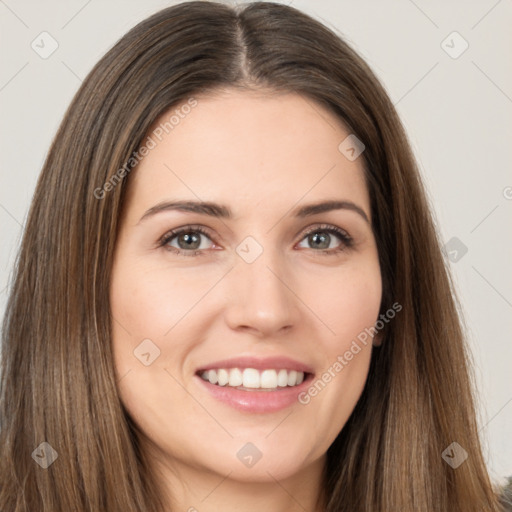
[299,259,381,437]
[312,258,382,343]
[109,257,176,385]
[108,260,200,439]
[109,256,225,401]
[110,258,217,344]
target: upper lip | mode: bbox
[196,355,314,375]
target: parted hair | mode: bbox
[0,1,504,510]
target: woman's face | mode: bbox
[110,90,382,484]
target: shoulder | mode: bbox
[498,476,512,511]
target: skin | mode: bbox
[110,89,382,512]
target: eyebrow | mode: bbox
[138,199,370,224]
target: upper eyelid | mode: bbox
[302,224,350,236]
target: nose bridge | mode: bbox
[224,238,299,335]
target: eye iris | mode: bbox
[309,232,330,249]
[178,232,201,250]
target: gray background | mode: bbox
[0,0,511,483]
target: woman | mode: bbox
[0,1,507,511]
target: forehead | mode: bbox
[125,90,369,219]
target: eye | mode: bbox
[159,225,215,256]
[296,224,353,254]
[158,223,353,257]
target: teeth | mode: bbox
[277,369,288,387]
[207,370,218,385]
[242,368,260,388]
[287,370,297,386]
[199,368,306,389]
[229,368,243,387]
[260,369,277,388]
[217,368,229,386]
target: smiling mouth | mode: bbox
[197,367,311,391]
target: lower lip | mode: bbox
[195,374,314,413]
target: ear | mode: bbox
[372,331,383,347]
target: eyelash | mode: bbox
[158,224,353,257]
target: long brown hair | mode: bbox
[0,1,504,510]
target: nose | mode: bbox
[222,248,301,338]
